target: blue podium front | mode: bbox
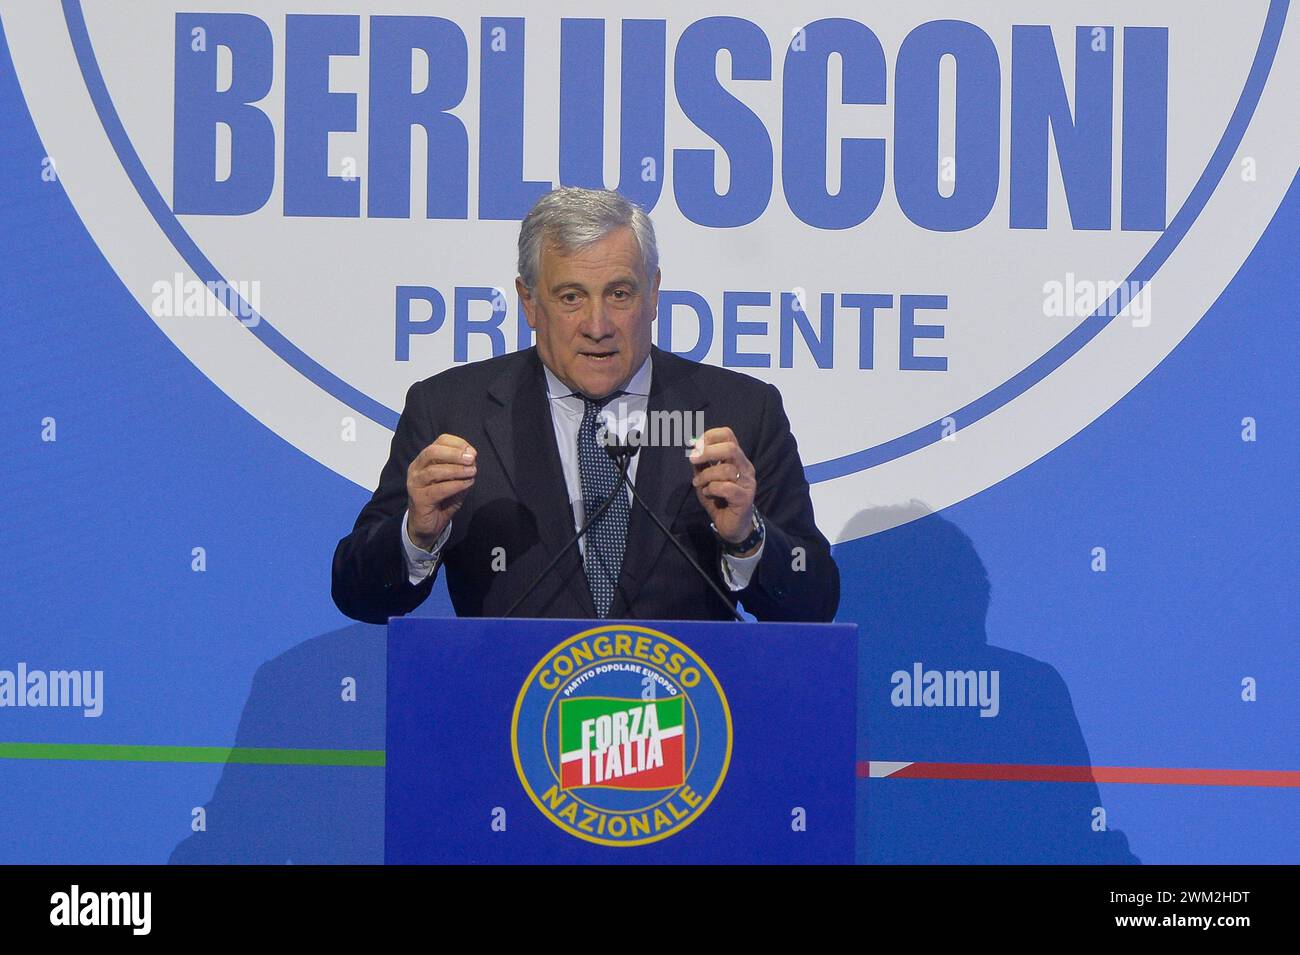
[386,617,857,864]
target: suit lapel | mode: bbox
[610,348,710,616]
[483,349,597,618]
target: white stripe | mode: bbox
[561,725,684,763]
[868,761,914,778]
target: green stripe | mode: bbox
[559,697,685,752]
[0,742,384,767]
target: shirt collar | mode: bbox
[541,350,653,401]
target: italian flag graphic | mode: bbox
[560,697,685,790]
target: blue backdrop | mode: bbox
[1,12,1295,864]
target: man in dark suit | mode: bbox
[332,188,838,623]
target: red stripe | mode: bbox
[857,761,1300,788]
[562,735,685,790]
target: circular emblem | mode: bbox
[11,4,1296,541]
[511,624,732,847]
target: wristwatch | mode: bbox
[714,508,765,556]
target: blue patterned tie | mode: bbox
[578,392,630,617]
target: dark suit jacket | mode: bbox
[331,345,839,623]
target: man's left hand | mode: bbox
[689,427,757,548]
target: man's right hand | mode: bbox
[405,434,477,548]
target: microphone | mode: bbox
[504,426,745,621]
[605,431,744,623]
[502,424,635,618]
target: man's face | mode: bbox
[517,225,660,399]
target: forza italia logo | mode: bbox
[560,697,685,790]
[511,625,731,846]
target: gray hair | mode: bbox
[517,187,659,292]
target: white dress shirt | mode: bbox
[400,353,763,594]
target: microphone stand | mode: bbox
[502,456,632,619]
[609,437,745,623]
[504,430,746,622]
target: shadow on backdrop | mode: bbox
[840,502,1139,863]
[169,623,387,864]
[171,504,1139,863]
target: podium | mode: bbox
[386,617,857,864]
